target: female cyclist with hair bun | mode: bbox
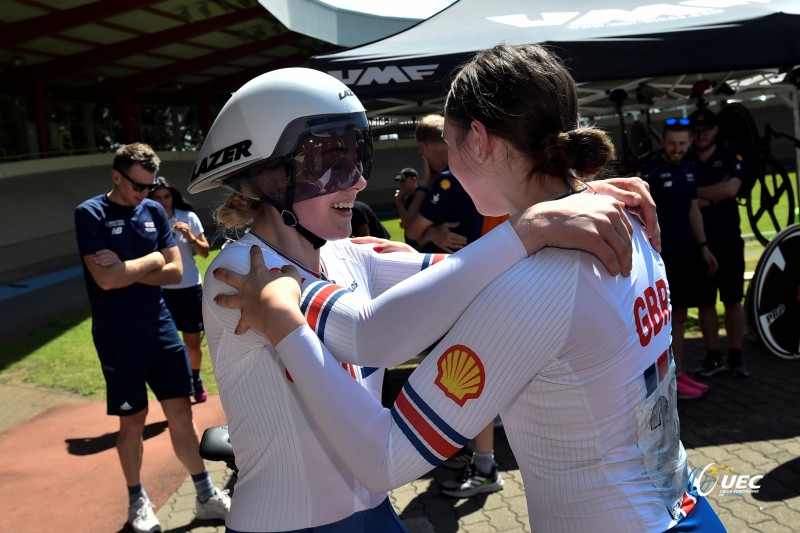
[214,44,724,532]
[193,64,659,531]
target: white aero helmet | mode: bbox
[187,67,372,207]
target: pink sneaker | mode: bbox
[676,377,704,400]
[677,373,709,394]
[193,381,208,404]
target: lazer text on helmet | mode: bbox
[193,140,252,180]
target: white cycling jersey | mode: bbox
[274,215,690,533]
[203,223,526,531]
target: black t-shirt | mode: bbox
[687,145,744,242]
[417,171,484,253]
[350,201,389,239]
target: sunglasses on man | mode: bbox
[664,117,690,126]
[115,167,157,192]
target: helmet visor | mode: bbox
[222,112,372,205]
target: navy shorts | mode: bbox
[162,284,204,333]
[697,238,745,306]
[225,497,408,533]
[93,318,193,416]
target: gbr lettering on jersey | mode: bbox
[634,278,671,347]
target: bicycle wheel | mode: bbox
[747,157,796,246]
[748,223,800,359]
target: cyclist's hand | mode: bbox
[591,177,661,253]
[350,236,417,253]
[214,246,305,344]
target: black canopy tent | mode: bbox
[310,0,800,102]
[310,0,800,233]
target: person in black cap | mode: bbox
[687,108,749,378]
[393,167,418,229]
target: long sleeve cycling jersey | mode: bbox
[202,222,526,531]
[271,216,696,532]
[297,221,527,367]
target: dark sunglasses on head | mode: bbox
[665,117,690,126]
[115,167,157,192]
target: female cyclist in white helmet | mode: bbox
[192,66,660,532]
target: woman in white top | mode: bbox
[149,177,210,402]
[214,45,726,533]
[189,66,659,532]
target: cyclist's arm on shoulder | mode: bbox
[204,245,272,346]
[274,262,567,493]
[301,222,526,367]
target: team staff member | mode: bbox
[190,67,660,532]
[74,144,230,533]
[214,44,724,532]
[640,119,718,400]
[687,109,749,378]
[405,114,507,253]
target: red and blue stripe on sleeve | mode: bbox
[391,382,470,466]
[301,281,348,343]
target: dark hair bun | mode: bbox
[540,127,616,178]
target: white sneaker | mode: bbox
[128,496,161,533]
[440,464,504,498]
[196,487,231,520]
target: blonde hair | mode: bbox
[414,114,445,145]
[214,193,260,230]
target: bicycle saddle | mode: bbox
[200,425,235,467]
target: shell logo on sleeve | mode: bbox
[439,178,451,190]
[434,344,485,406]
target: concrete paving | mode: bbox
[2,274,799,532]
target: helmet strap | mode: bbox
[265,159,328,250]
[292,220,328,250]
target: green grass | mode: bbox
[0,201,789,397]
[0,306,100,396]
[381,217,404,242]
[0,250,222,399]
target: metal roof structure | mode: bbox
[0,0,340,106]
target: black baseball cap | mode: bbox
[395,167,418,181]
[689,109,717,129]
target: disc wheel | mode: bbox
[748,223,800,359]
[747,157,796,246]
